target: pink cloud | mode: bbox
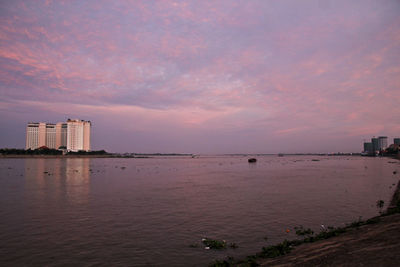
[1,0,400,152]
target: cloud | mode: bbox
[1,0,400,152]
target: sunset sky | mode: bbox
[0,0,399,153]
